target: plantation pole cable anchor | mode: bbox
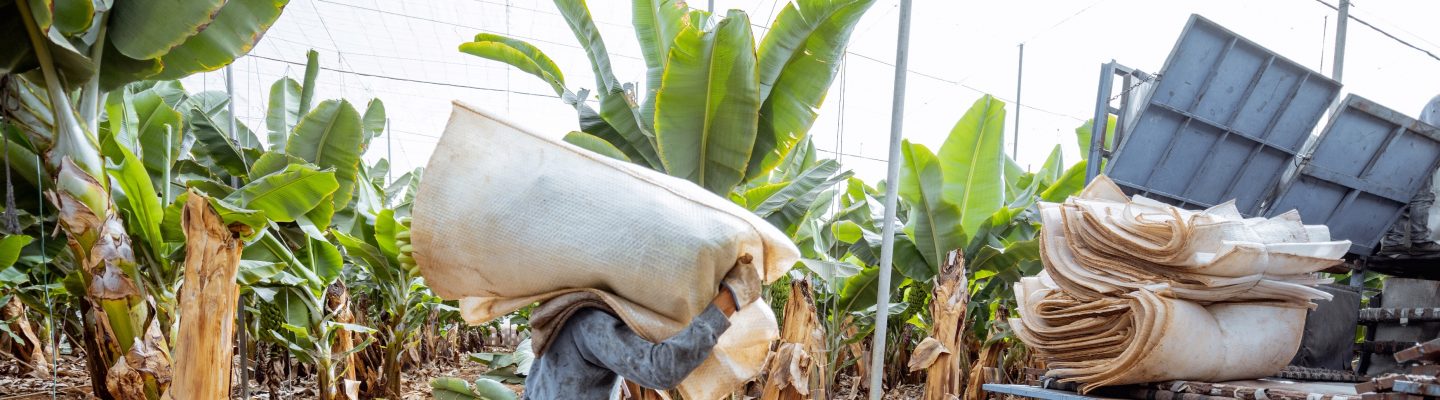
[869,0,915,398]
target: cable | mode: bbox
[314,0,644,61]
[1021,0,1108,44]
[1310,0,1440,63]
[845,52,1086,122]
[243,54,561,98]
[816,148,887,163]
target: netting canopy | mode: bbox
[181,0,1440,182]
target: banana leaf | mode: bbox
[749,0,876,179]
[937,95,1006,240]
[654,10,760,194]
[287,99,363,211]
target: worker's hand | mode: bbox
[396,216,419,278]
[720,256,762,308]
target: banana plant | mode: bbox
[773,95,1091,390]
[0,0,287,397]
[337,177,448,399]
[460,0,875,195]
[221,55,398,400]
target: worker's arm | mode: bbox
[571,291,737,390]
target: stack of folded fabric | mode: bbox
[1012,176,1351,393]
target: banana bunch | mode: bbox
[396,216,419,278]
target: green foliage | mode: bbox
[654,10,760,193]
[562,131,631,162]
[1076,114,1117,161]
[461,0,875,195]
[287,99,365,210]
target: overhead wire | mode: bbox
[1309,0,1440,63]
[243,54,561,98]
[315,0,645,61]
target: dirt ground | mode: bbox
[0,358,923,399]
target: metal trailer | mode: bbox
[990,13,1440,400]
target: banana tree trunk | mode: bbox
[0,295,50,378]
[964,307,1007,400]
[912,250,967,400]
[163,193,243,399]
[844,316,869,393]
[383,338,404,400]
[325,280,359,400]
[761,278,826,400]
[10,2,171,397]
[622,379,670,400]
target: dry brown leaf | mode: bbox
[908,337,950,372]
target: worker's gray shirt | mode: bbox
[522,305,731,399]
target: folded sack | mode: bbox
[410,102,799,399]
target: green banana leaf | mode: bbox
[362,98,386,145]
[1040,160,1087,202]
[937,95,1006,241]
[266,78,302,152]
[553,0,660,169]
[654,10,760,194]
[562,131,630,162]
[151,0,290,80]
[459,33,567,96]
[131,89,184,186]
[105,144,165,271]
[632,0,696,129]
[1037,144,1063,187]
[0,235,34,272]
[333,230,390,272]
[754,159,850,232]
[249,151,310,179]
[749,0,876,179]
[298,235,343,286]
[899,141,965,272]
[836,262,905,316]
[287,99,364,211]
[185,91,261,176]
[1076,114,1117,161]
[108,0,226,60]
[298,50,320,115]
[574,97,651,165]
[226,164,339,223]
[0,1,97,90]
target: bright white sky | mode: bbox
[182,0,1440,184]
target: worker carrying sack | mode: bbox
[410,102,800,399]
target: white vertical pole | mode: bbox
[869,0,915,398]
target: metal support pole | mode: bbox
[227,65,250,400]
[1085,62,1116,183]
[869,0,914,398]
[1014,43,1024,160]
[707,0,714,12]
[1332,0,1349,82]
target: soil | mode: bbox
[0,355,91,400]
[0,358,923,399]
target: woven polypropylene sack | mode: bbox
[411,102,797,398]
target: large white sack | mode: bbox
[411,102,798,399]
